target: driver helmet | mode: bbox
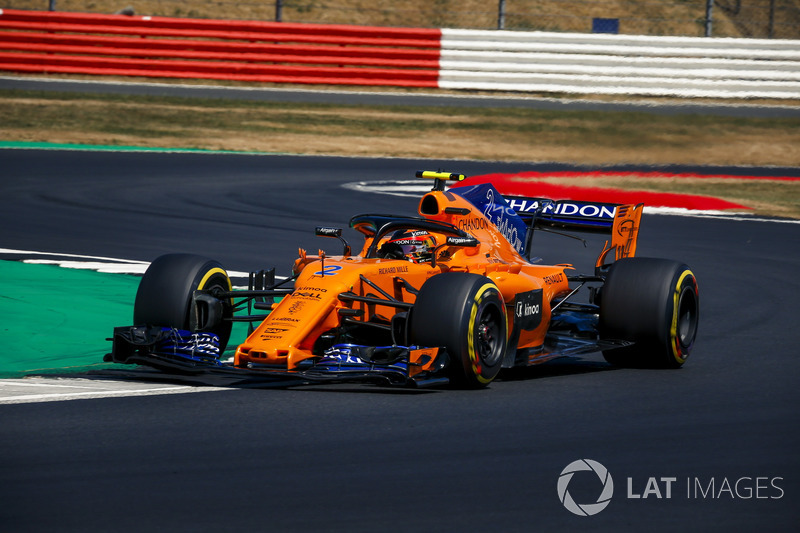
[378,230,436,263]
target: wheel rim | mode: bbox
[196,273,233,347]
[676,286,698,350]
[475,303,504,366]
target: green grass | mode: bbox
[0,261,140,377]
[0,260,252,378]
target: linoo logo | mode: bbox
[557,459,614,516]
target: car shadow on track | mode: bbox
[83,368,441,394]
[73,356,616,394]
[497,357,615,383]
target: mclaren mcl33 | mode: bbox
[107,171,699,388]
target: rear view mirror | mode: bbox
[446,235,479,247]
[315,227,351,256]
[430,235,480,268]
[316,227,343,238]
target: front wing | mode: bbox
[106,326,450,388]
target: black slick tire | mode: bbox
[134,253,233,351]
[599,257,699,368]
[410,273,507,388]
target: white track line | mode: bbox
[0,248,253,277]
[0,378,230,405]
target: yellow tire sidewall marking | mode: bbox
[197,267,233,304]
[468,283,502,384]
[670,269,694,364]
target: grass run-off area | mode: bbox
[6,0,796,38]
[1,87,798,218]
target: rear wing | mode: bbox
[506,196,617,232]
[504,195,643,270]
[416,171,643,270]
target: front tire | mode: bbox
[134,253,233,351]
[599,258,699,368]
[410,273,507,388]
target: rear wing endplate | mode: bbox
[594,203,644,270]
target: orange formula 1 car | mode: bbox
[107,171,699,388]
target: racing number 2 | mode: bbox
[314,265,343,276]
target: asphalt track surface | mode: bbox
[1,149,798,532]
[4,75,800,118]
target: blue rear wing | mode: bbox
[449,185,624,258]
[444,173,641,265]
[504,196,619,233]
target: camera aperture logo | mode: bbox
[557,459,614,516]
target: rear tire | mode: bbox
[410,273,507,388]
[599,258,699,368]
[134,253,233,351]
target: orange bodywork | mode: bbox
[596,203,644,269]
[234,188,583,370]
